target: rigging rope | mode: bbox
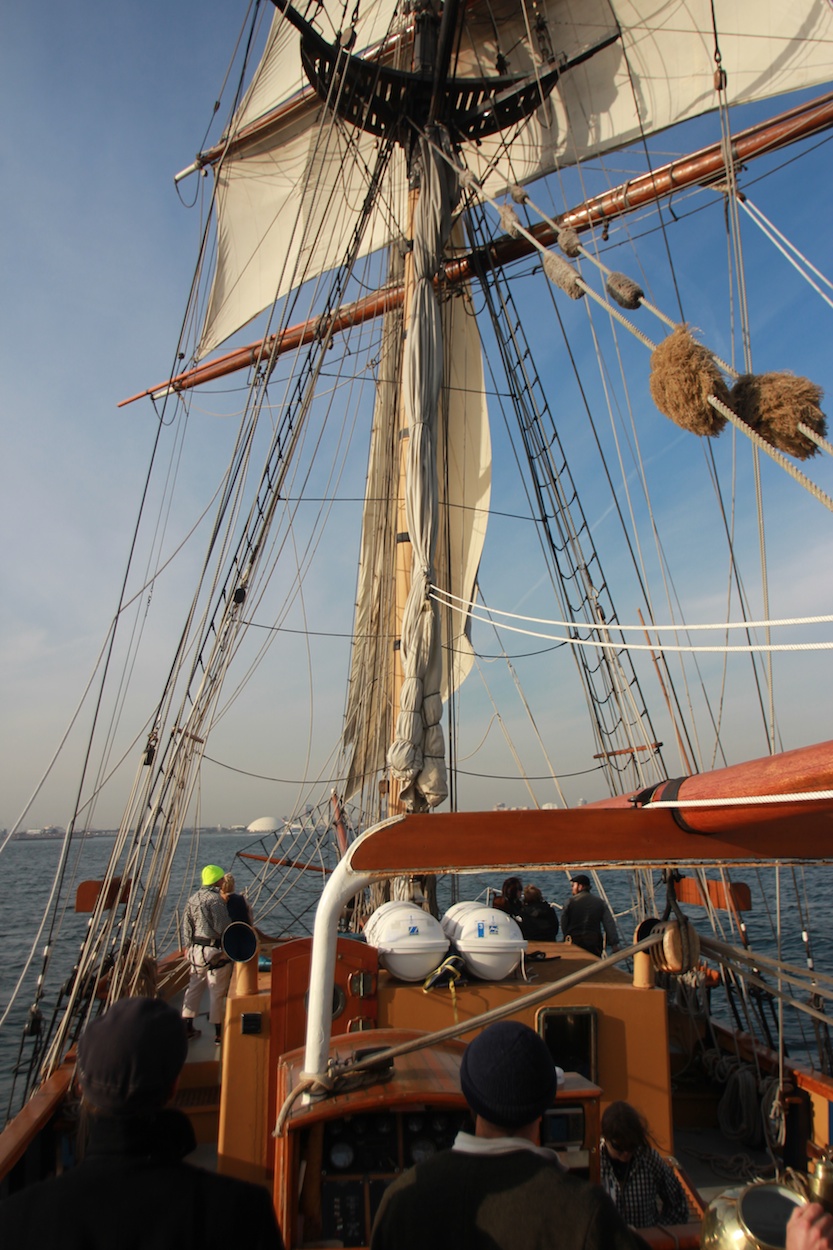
[708,396,833,514]
[739,197,833,312]
[431,589,833,634]
[430,589,833,655]
[462,190,667,793]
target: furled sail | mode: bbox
[343,230,490,805]
[199,0,833,357]
[386,134,460,810]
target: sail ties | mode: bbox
[387,133,460,811]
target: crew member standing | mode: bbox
[182,864,232,1045]
[561,874,620,957]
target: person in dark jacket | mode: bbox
[519,884,559,941]
[561,873,620,956]
[494,876,524,918]
[0,997,284,1249]
[370,1020,647,1250]
[221,871,254,924]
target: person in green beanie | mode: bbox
[181,864,232,1045]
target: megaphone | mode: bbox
[221,921,258,963]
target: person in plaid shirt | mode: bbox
[600,1101,690,1228]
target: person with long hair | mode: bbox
[600,1101,690,1228]
[494,877,523,919]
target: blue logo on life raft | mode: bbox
[477,921,501,938]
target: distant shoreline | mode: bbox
[5,827,249,842]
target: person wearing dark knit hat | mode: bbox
[77,997,188,1115]
[0,996,284,1248]
[459,1020,559,1129]
[562,872,620,957]
[370,1020,647,1250]
[181,863,233,1045]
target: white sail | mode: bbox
[199,0,833,356]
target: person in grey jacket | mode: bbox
[181,863,232,1044]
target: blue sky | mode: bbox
[1,3,832,832]
[0,3,249,828]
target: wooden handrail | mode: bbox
[0,1061,75,1186]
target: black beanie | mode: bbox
[460,1020,557,1128]
[77,998,188,1115]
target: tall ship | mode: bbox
[3,1,833,1245]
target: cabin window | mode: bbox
[538,1006,598,1082]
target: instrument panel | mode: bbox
[309,1107,470,1246]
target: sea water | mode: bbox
[0,832,255,1122]
[2,834,833,1125]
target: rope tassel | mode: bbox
[731,372,827,460]
[649,324,730,436]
